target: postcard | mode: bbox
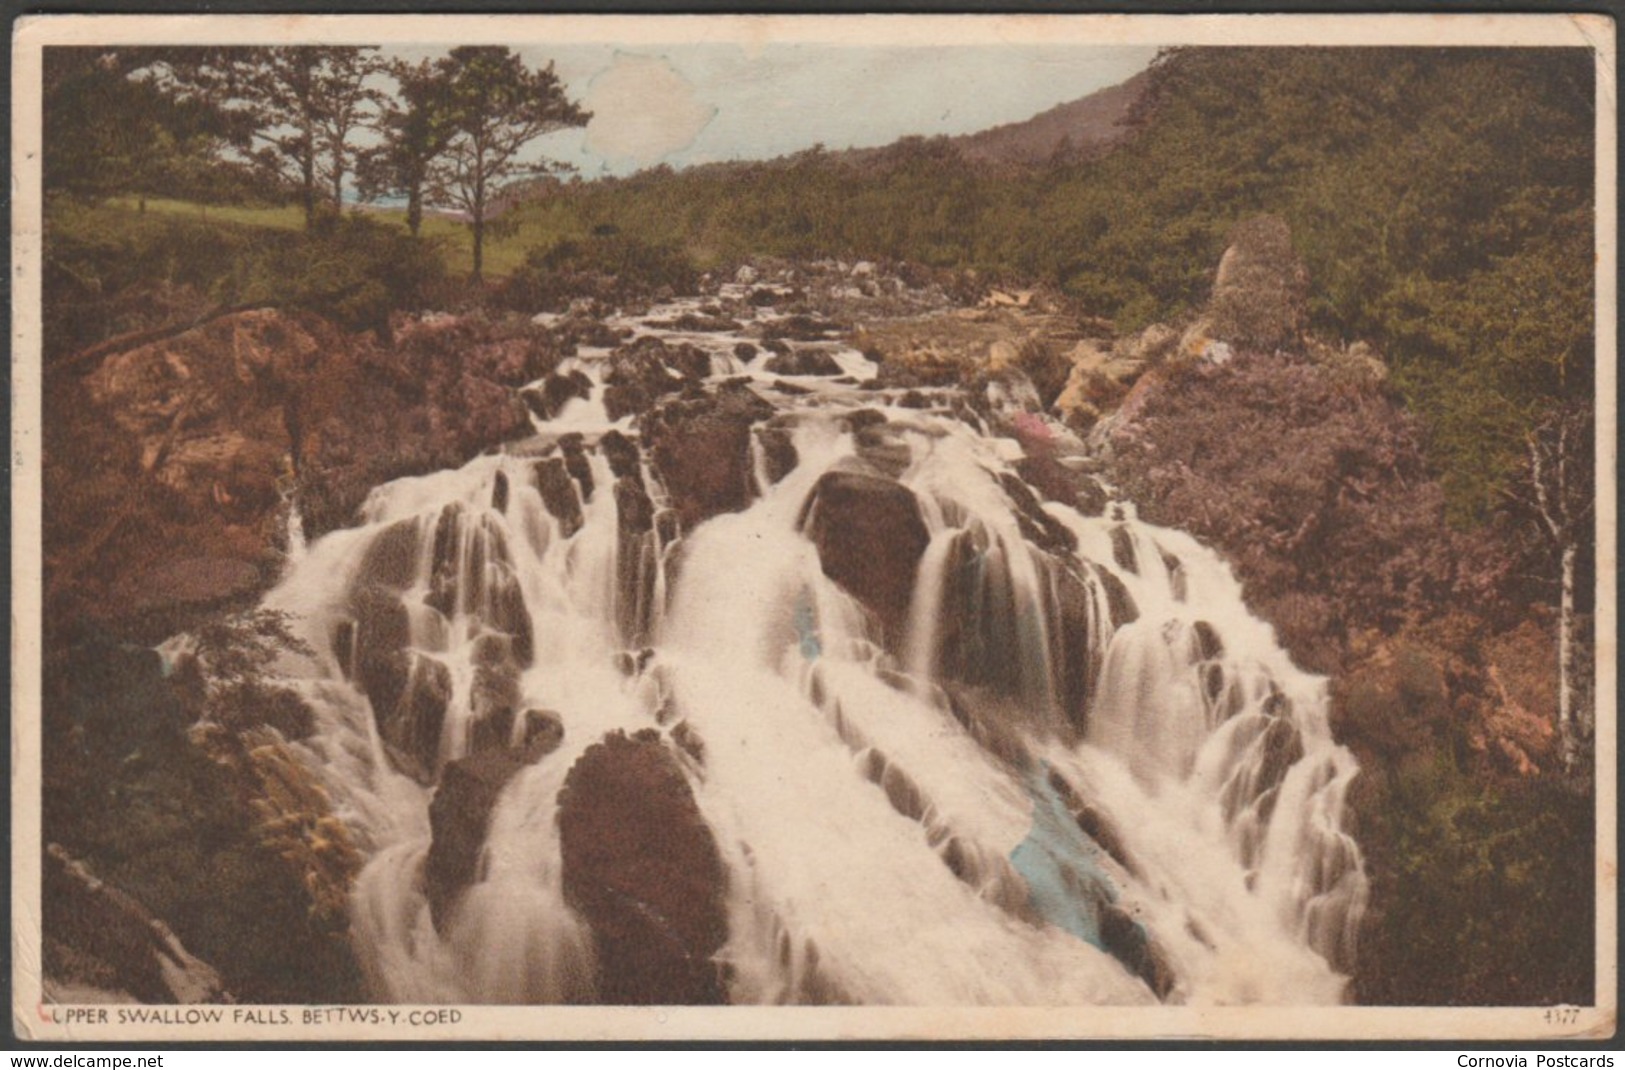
[10,12,1617,1043]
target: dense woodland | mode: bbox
[39,43,1602,1007]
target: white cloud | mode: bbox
[584,52,716,168]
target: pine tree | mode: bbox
[426,47,590,281]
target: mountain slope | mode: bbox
[948,68,1150,166]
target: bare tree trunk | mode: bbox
[1559,540,1581,771]
[472,209,484,283]
[407,185,422,237]
[303,148,316,231]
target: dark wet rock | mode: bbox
[853,426,913,480]
[558,731,728,1004]
[763,348,844,377]
[898,389,931,409]
[349,583,450,785]
[1110,525,1138,574]
[861,748,928,824]
[1014,454,1108,518]
[747,286,798,307]
[1094,565,1139,629]
[523,371,594,422]
[468,662,521,754]
[423,749,528,930]
[1192,620,1224,661]
[486,574,534,668]
[534,457,584,537]
[557,432,595,501]
[491,470,510,513]
[646,312,742,333]
[1100,903,1175,999]
[378,653,451,786]
[353,518,422,592]
[1256,717,1305,794]
[468,705,515,756]
[519,709,565,761]
[614,476,655,536]
[470,631,518,669]
[598,429,643,480]
[554,316,630,351]
[733,342,759,362]
[759,313,846,342]
[798,469,931,643]
[1047,771,1140,879]
[771,379,813,396]
[844,408,888,434]
[1050,567,1103,737]
[602,336,709,420]
[671,721,705,765]
[425,503,465,616]
[330,619,356,677]
[109,556,269,624]
[756,426,799,485]
[761,338,791,356]
[655,510,682,546]
[349,585,409,688]
[642,383,775,531]
[998,471,1078,555]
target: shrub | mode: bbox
[497,233,699,312]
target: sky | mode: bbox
[392,43,1157,178]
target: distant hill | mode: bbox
[945,68,1152,167]
[673,67,1152,178]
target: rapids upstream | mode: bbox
[252,285,1368,1005]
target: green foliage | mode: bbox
[426,46,591,280]
[503,47,1592,523]
[1357,759,1593,1004]
[234,214,449,334]
[184,610,318,740]
[43,48,261,207]
[498,232,699,312]
[43,200,447,357]
[40,44,1594,522]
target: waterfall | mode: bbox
[244,295,1368,1006]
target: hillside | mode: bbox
[948,68,1150,166]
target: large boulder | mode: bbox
[423,750,522,930]
[422,711,568,931]
[557,730,729,1004]
[533,457,584,537]
[522,370,594,421]
[641,383,774,531]
[762,347,844,377]
[602,336,710,421]
[798,469,931,642]
[1206,214,1309,352]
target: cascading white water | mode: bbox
[250,293,1368,1006]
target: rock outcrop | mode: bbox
[1205,214,1309,352]
[602,336,710,421]
[798,469,932,643]
[557,730,729,1004]
[41,634,365,1003]
[48,309,541,638]
[641,382,775,531]
[43,844,228,1004]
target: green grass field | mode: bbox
[107,195,588,279]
